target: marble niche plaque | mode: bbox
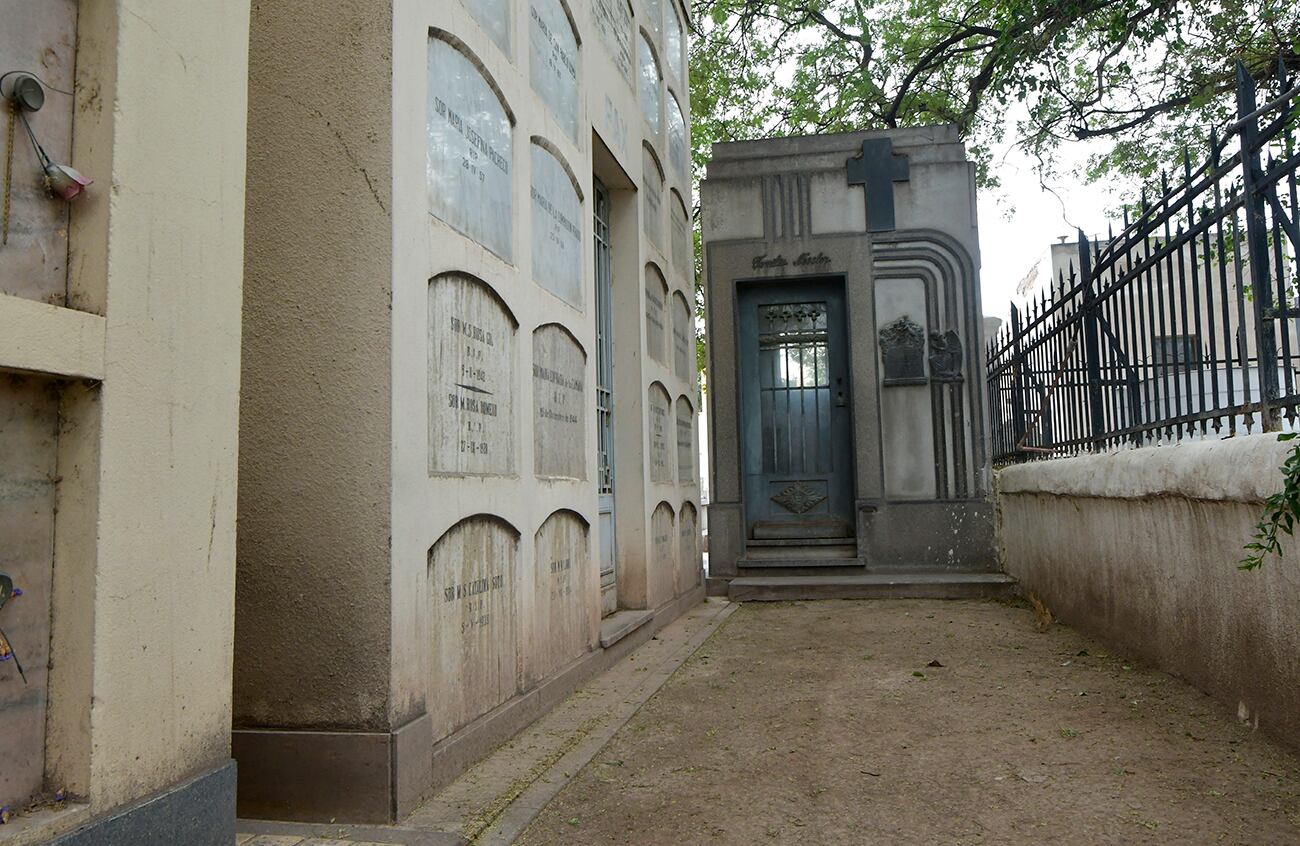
[668,94,689,182]
[645,267,668,364]
[676,396,695,485]
[672,291,692,383]
[533,324,587,479]
[531,144,584,309]
[642,147,663,248]
[592,0,633,85]
[677,501,700,593]
[651,501,676,601]
[638,33,661,137]
[665,2,685,82]
[649,383,673,484]
[427,37,513,261]
[671,195,691,281]
[526,511,593,686]
[428,517,519,738]
[429,273,517,476]
[465,0,511,55]
[529,0,579,139]
[642,0,663,41]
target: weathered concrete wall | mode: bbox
[999,434,1300,749]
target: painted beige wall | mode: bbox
[235,0,396,732]
[0,0,249,818]
[999,435,1300,749]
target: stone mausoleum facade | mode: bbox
[701,129,998,592]
[235,0,702,824]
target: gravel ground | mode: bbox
[519,599,1300,845]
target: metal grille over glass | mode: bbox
[595,184,615,494]
[759,302,832,474]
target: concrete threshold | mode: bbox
[728,571,1018,602]
[236,597,736,846]
[598,609,653,648]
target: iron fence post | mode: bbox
[1236,61,1281,431]
[1079,231,1107,449]
[1009,304,1027,451]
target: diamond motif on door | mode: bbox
[770,481,827,514]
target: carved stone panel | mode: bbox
[526,511,593,686]
[428,274,517,476]
[880,316,927,385]
[592,0,633,86]
[533,325,587,479]
[529,0,579,139]
[465,0,511,54]
[645,267,668,364]
[650,501,676,603]
[427,37,513,261]
[638,33,661,137]
[642,147,664,248]
[676,396,695,486]
[530,144,584,309]
[929,330,965,382]
[677,501,700,594]
[668,94,689,182]
[649,383,673,484]
[428,517,519,738]
[671,197,691,281]
[672,291,692,383]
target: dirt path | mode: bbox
[519,599,1300,845]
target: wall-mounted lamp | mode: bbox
[2,70,91,244]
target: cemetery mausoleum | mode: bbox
[234,0,703,824]
[700,128,1002,597]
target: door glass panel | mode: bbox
[758,302,831,475]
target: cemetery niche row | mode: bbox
[648,382,697,487]
[429,272,588,480]
[427,499,701,736]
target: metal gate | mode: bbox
[594,181,617,615]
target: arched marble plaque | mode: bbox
[668,93,689,181]
[428,516,519,737]
[642,147,663,248]
[593,0,633,85]
[530,144,584,309]
[672,291,692,382]
[427,37,513,261]
[649,383,672,484]
[651,501,676,601]
[526,511,594,685]
[665,3,685,82]
[645,266,668,364]
[428,273,517,476]
[533,324,587,478]
[638,33,661,137]
[671,193,691,281]
[529,0,579,139]
[642,0,663,41]
[465,0,511,54]
[676,396,695,485]
[677,501,700,593]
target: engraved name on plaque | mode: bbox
[429,273,517,476]
[530,144,584,309]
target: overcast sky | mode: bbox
[975,130,1118,325]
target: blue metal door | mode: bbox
[738,280,854,539]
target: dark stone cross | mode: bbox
[846,138,910,233]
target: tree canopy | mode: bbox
[689,0,1300,188]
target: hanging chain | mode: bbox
[2,99,16,246]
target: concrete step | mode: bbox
[727,572,1018,602]
[737,557,865,569]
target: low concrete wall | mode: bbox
[999,434,1300,749]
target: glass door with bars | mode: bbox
[594,180,617,615]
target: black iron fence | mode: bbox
[987,60,1300,463]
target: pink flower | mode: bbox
[44,163,92,200]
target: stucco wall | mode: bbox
[235,0,396,732]
[999,435,1300,749]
